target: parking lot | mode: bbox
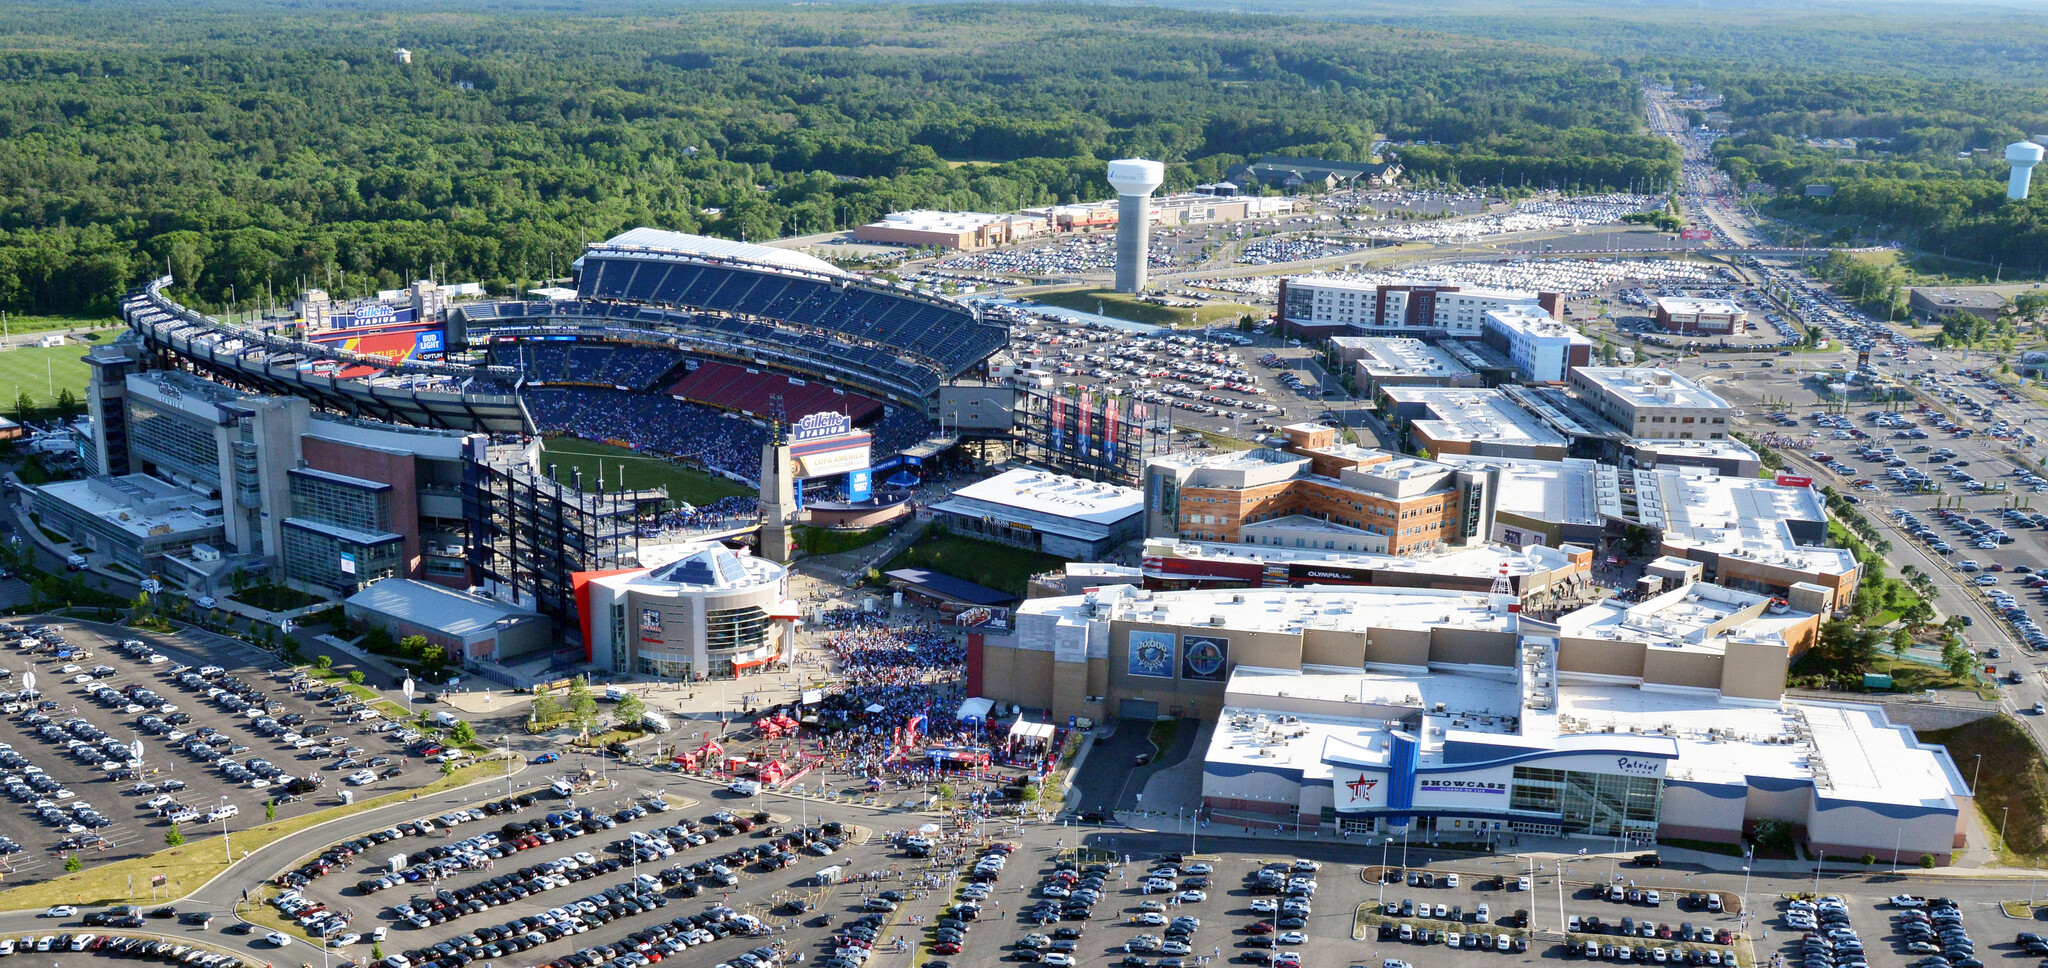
[0,619,451,885]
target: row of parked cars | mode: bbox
[354,802,638,897]
[514,906,779,968]
[1892,897,1979,968]
[289,795,541,892]
[1,934,236,967]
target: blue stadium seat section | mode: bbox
[573,251,1005,380]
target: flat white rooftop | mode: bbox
[943,467,1143,527]
[1437,454,1621,527]
[1148,537,1585,581]
[1552,581,1814,655]
[1573,367,1732,411]
[1485,306,1594,344]
[1656,297,1744,316]
[1383,386,1569,446]
[1017,583,1519,638]
[1551,686,1956,808]
[1350,338,1475,379]
[1633,467,1857,577]
[1205,665,1962,809]
[40,476,222,540]
[1635,437,1761,462]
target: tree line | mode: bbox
[0,1,1678,316]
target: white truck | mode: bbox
[641,712,672,733]
[430,711,461,728]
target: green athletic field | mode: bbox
[538,436,751,508]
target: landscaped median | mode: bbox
[0,756,517,910]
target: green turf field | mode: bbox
[0,330,120,417]
[538,436,751,508]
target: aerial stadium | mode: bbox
[120,228,1010,502]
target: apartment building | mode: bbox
[1277,276,1560,339]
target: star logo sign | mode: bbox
[1346,774,1378,800]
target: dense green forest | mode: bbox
[1693,70,2048,272]
[0,0,1677,316]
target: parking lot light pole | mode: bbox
[219,796,231,863]
[1377,838,1393,907]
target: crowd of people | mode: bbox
[524,388,768,478]
[496,342,687,391]
[641,494,761,536]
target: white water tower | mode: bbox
[2008,141,2045,200]
[1108,158,1165,294]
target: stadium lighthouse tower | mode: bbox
[1108,158,1166,294]
[2008,141,2046,200]
[758,423,797,564]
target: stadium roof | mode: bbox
[597,227,846,279]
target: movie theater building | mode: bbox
[574,542,799,679]
[1200,661,1967,861]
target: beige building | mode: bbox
[1567,367,1733,440]
[853,210,1052,250]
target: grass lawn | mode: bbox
[0,328,121,414]
[796,524,893,556]
[1868,654,1997,700]
[1147,718,1180,754]
[0,758,513,909]
[884,533,1066,597]
[1921,717,2048,861]
[539,436,750,508]
[1029,288,1265,329]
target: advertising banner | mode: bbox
[1126,630,1176,678]
[847,468,873,502]
[1180,635,1229,682]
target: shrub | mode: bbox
[1919,854,1936,868]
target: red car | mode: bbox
[933,942,962,955]
[1247,922,1274,935]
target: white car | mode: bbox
[1177,890,1207,903]
[264,932,292,947]
[347,770,376,785]
[42,906,75,918]
[329,934,360,948]
[1277,932,1307,945]
[1889,895,1926,908]
[1250,899,1278,913]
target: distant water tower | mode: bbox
[2009,141,2045,200]
[393,48,413,65]
[1108,158,1165,294]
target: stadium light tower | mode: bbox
[1108,158,1166,294]
[2008,141,2045,200]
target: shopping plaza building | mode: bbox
[968,580,1967,862]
